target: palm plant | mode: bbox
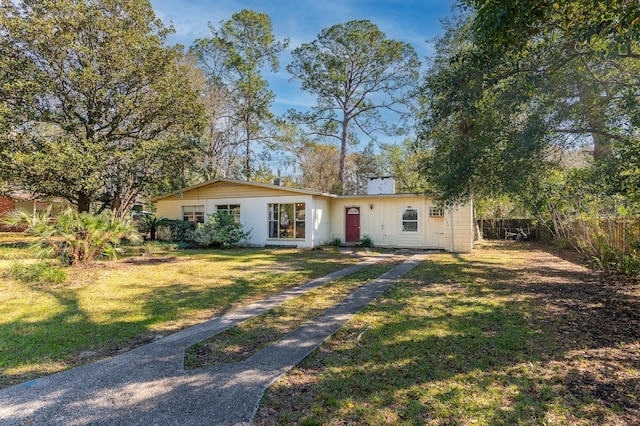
[138,214,167,241]
[3,207,141,266]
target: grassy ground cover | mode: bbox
[0,238,361,389]
[0,232,34,261]
[255,241,640,425]
[184,258,403,369]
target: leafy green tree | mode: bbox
[0,0,205,217]
[420,12,554,203]
[190,9,288,180]
[378,139,430,194]
[287,20,420,194]
[3,208,141,266]
[420,2,640,204]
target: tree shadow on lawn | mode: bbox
[0,284,159,388]
[0,248,360,388]
[1,277,261,388]
[256,243,640,425]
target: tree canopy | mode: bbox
[0,0,204,216]
[419,1,640,204]
[287,20,420,194]
[190,9,288,180]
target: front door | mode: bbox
[345,207,360,243]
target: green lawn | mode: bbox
[255,242,640,425]
[185,258,403,368]
[0,237,360,388]
[3,236,638,425]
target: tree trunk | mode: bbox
[114,189,140,219]
[244,119,252,180]
[338,114,349,195]
[577,80,611,160]
[77,193,91,213]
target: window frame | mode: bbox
[402,208,419,233]
[268,202,306,239]
[182,205,205,223]
[215,204,241,223]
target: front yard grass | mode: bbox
[184,257,403,368]
[0,241,360,389]
[256,241,640,425]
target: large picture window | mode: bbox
[216,204,240,223]
[402,208,418,232]
[268,203,305,239]
[183,205,205,223]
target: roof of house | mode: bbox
[150,178,432,203]
[149,178,338,202]
[336,193,427,199]
[8,190,68,203]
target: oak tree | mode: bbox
[0,0,204,216]
[419,1,640,203]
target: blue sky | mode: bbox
[150,0,457,118]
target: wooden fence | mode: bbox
[480,217,640,254]
[575,218,640,254]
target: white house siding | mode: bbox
[443,202,475,253]
[329,195,454,249]
[152,179,474,252]
[311,196,332,246]
[156,194,331,248]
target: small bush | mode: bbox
[322,238,342,246]
[136,214,167,241]
[192,212,251,248]
[175,241,194,249]
[164,219,197,242]
[7,262,67,284]
[360,234,374,248]
[616,251,640,275]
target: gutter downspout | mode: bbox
[449,206,454,253]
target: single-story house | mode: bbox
[153,177,474,252]
[0,192,72,231]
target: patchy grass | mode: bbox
[0,240,360,389]
[0,233,37,261]
[255,241,640,425]
[184,258,403,369]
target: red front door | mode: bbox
[345,207,360,243]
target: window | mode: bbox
[183,205,205,223]
[402,208,418,232]
[429,207,444,217]
[216,204,240,223]
[268,203,305,239]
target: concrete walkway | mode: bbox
[0,253,426,426]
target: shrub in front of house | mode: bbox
[136,214,167,241]
[360,234,374,248]
[162,219,197,242]
[191,211,251,248]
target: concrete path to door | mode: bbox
[0,253,426,426]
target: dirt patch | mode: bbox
[477,241,640,421]
[122,255,180,265]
